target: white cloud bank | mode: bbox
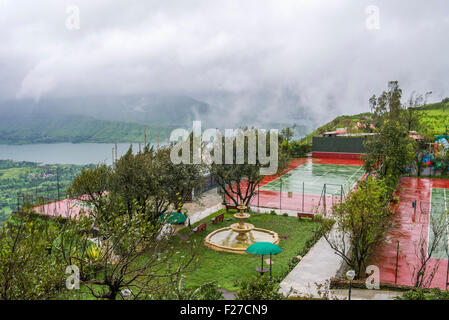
[1,0,448,126]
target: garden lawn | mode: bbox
[173,209,322,292]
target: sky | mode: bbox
[1,0,449,126]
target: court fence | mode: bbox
[241,181,348,216]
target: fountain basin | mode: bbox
[230,222,254,233]
[204,226,280,254]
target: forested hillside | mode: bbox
[0,160,92,221]
[0,112,172,144]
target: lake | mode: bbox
[0,143,146,165]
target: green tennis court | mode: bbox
[260,162,365,195]
[429,188,449,259]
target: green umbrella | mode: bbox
[159,212,186,224]
[246,242,282,279]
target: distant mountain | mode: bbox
[0,94,321,144]
[5,95,212,126]
[0,95,213,144]
[0,111,172,144]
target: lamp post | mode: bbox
[346,270,356,301]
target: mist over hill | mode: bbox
[0,94,318,144]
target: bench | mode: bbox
[211,213,225,224]
[297,212,315,221]
[192,223,207,234]
[225,204,238,212]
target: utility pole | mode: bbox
[56,167,60,201]
[112,147,115,168]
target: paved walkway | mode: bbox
[181,188,224,226]
[279,224,348,298]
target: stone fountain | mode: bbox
[204,200,279,254]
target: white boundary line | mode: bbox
[342,165,364,192]
[428,187,432,258]
[444,188,448,259]
[310,170,331,185]
[428,188,448,259]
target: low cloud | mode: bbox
[1,0,448,127]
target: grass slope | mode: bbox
[420,101,449,136]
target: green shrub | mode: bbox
[159,277,224,300]
[397,288,449,300]
[235,276,285,300]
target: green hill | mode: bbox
[419,101,449,136]
[0,113,173,145]
[301,99,449,143]
[300,112,372,143]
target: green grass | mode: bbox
[58,209,322,299]
[171,209,322,292]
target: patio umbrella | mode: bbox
[158,212,186,224]
[246,242,282,279]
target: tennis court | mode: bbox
[429,188,449,259]
[245,158,366,214]
[260,162,364,196]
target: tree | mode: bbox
[0,214,65,300]
[69,145,203,221]
[67,164,112,215]
[443,97,449,112]
[364,119,415,187]
[364,81,415,188]
[323,177,392,278]
[209,128,285,207]
[369,81,403,127]
[55,197,198,300]
[280,127,295,158]
[401,91,431,132]
[412,211,448,288]
[149,147,204,215]
[413,138,430,177]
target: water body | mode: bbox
[0,143,148,165]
